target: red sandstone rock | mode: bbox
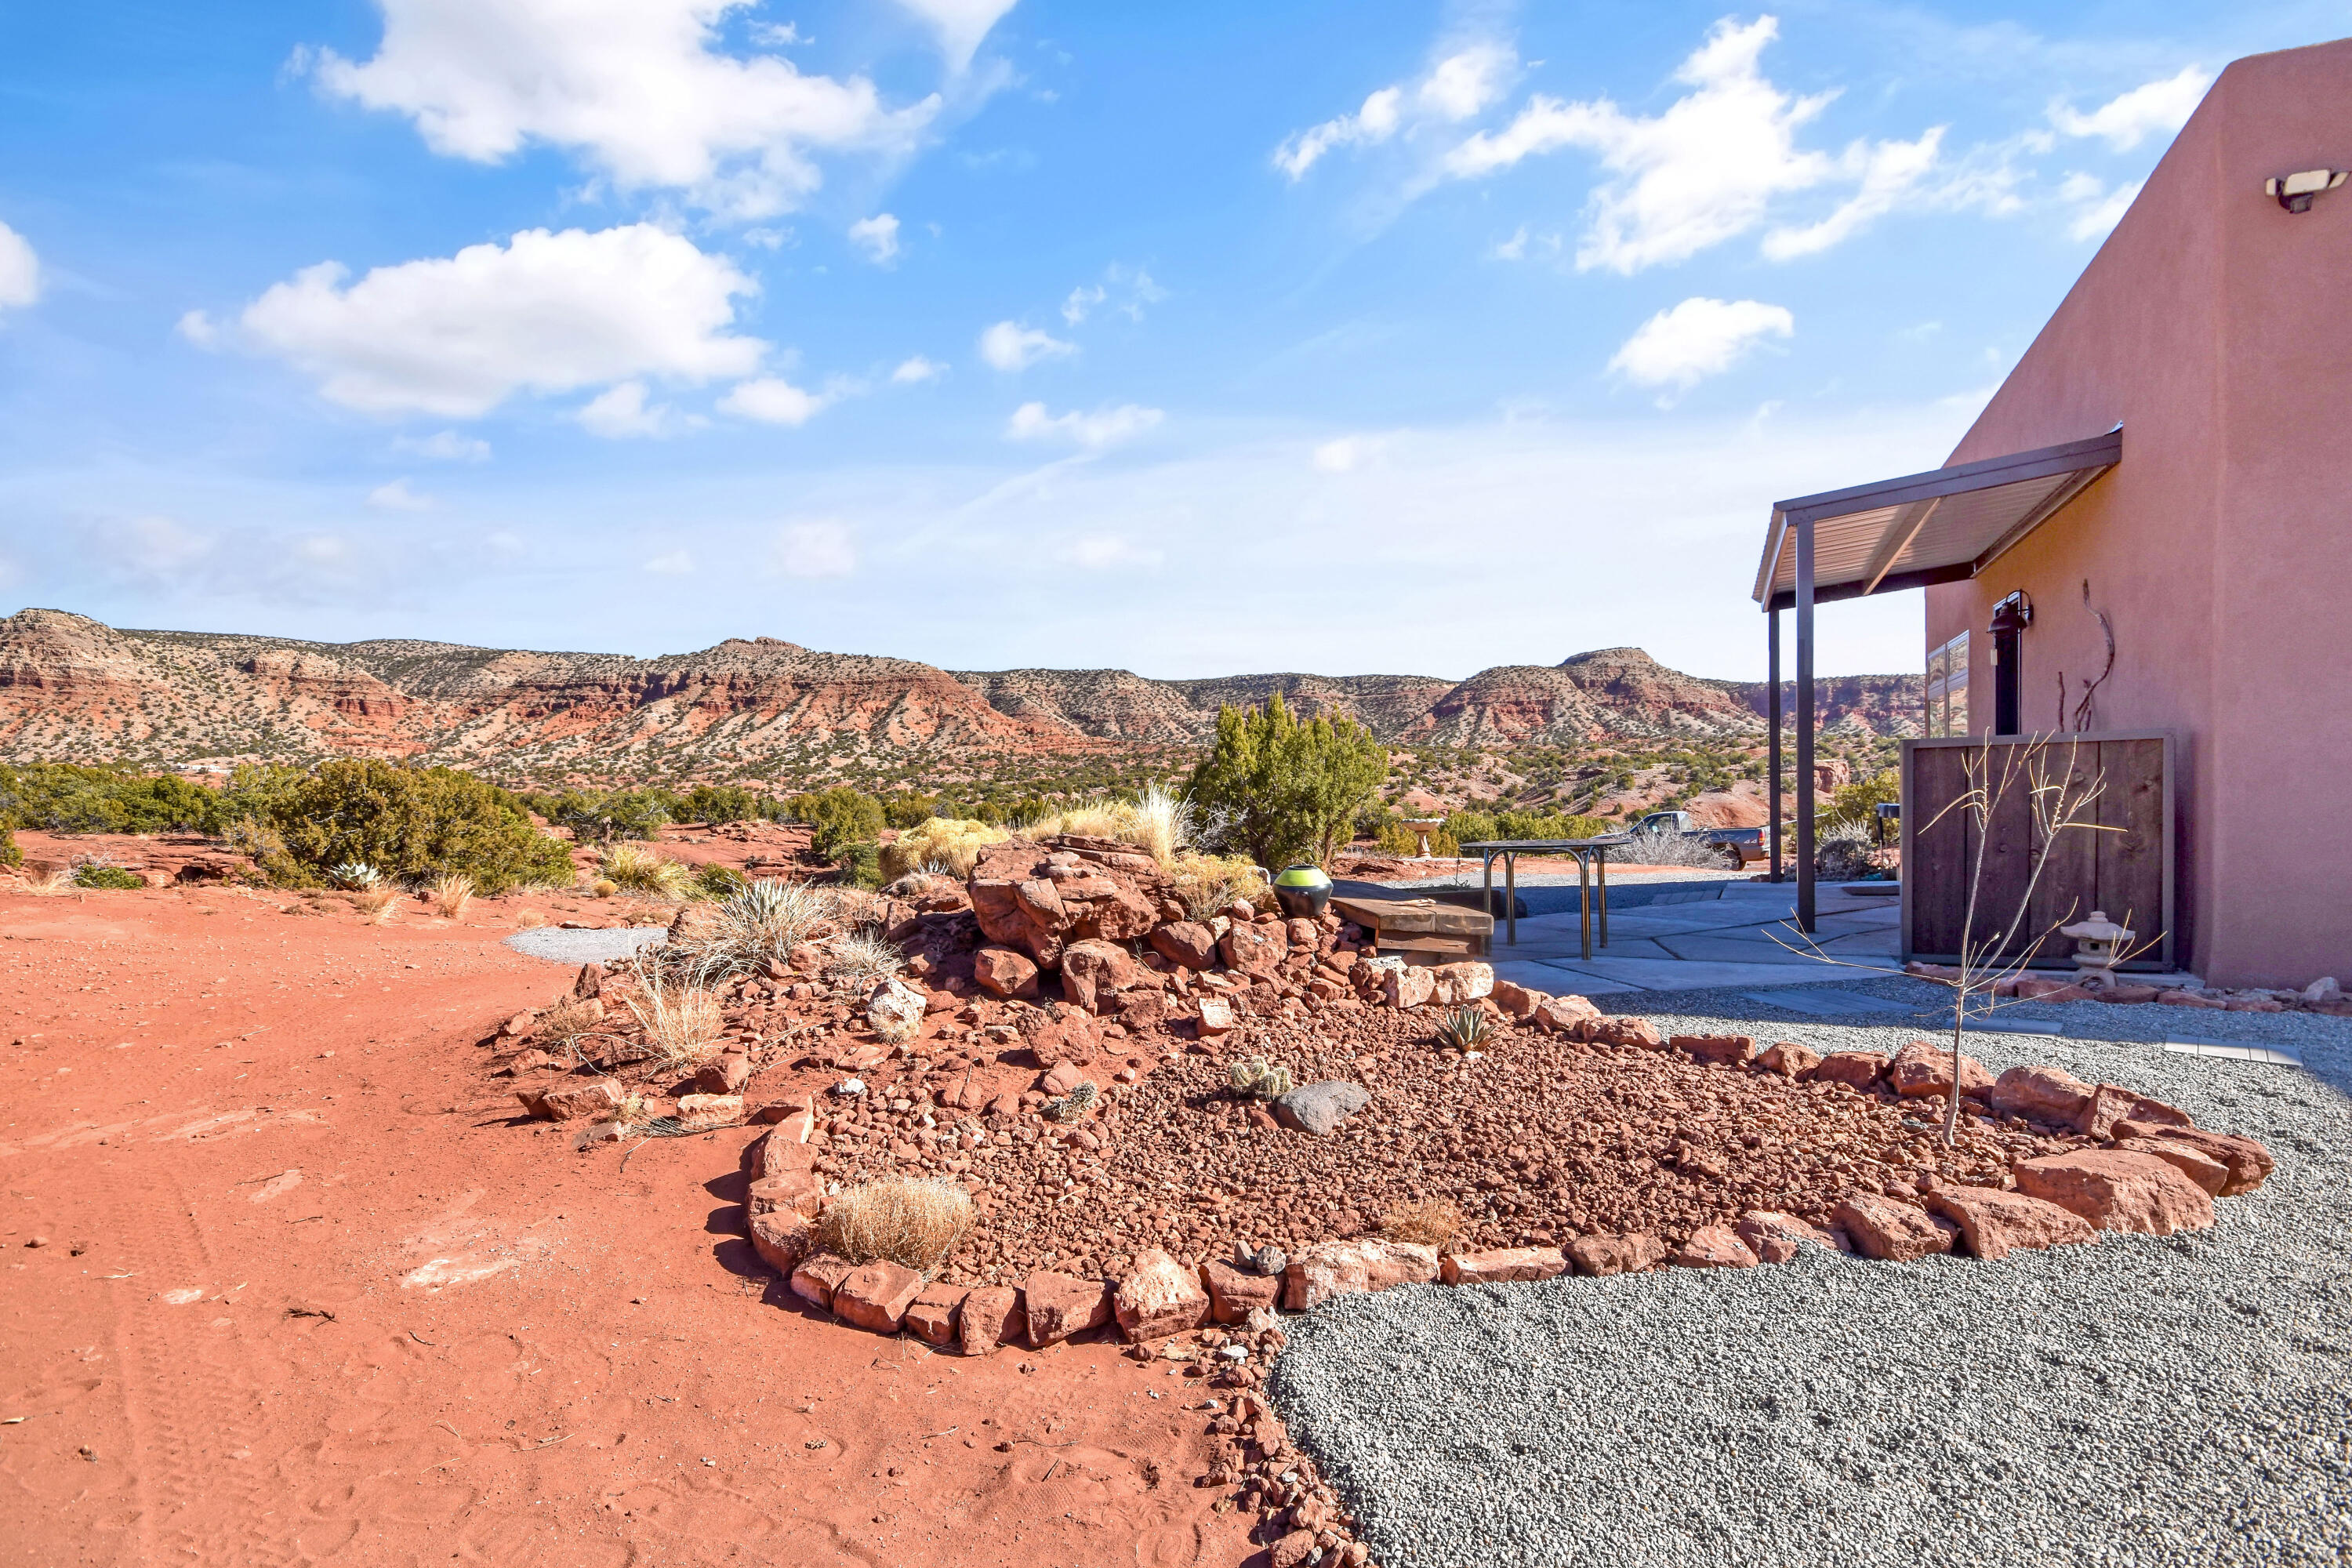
[1220,924,1287,978]
[956,1286,1021,1356]
[1670,1225,1759,1269]
[833,1261,924,1333]
[1565,1232,1667,1276]
[1922,1186,2096,1261]
[675,1092,743,1132]
[789,1252,858,1311]
[1832,1194,1958,1261]
[1200,1260,1282,1323]
[1987,1064,2095,1124]
[760,1104,817,1178]
[2014,976,2092,1002]
[747,1170,825,1219]
[1040,1061,1094,1097]
[1440,1247,1568,1285]
[520,1077,622,1121]
[2112,1120,2273,1195]
[1382,964,1436,1011]
[2012,1150,2215,1235]
[1885,1040,1993,1098]
[1432,961,1494,1005]
[1672,1034,1757,1067]
[1272,1529,1319,1568]
[2113,1137,2229,1196]
[1149,921,1219,970]
[1490,980,1546,1021]
[1022,1271,1112,1345]
[1281,1239,1439,1309]
[1735,1210,1846,1263]
[1530,993,1602,1033]
[1062,939,1141,1014]
[1809,1052,1887,1090]
[903,1283,967,1347]
[750,1208,814,1276]
[1114,1248,1211,1341]
[972,946,1040,1000]
[1758,1041,1821,1078]
[2074,1083,2194,1140]
[1589,1016,1664,1049]
[695,1047,751,1094]
[1194,997,1236,1035]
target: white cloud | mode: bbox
[2050,66,2211,151]
[230,224,762,418]
[367,477,435,510]
[1609,296,1794,395]
[770,519,855,578]
[576,379,681,437]
[0,221,36,313]
[978,320,1075,372]
[175,309,218,346]
[719,376,830,425]
[848,212,901,265]
[1275,42,1512,180]
[1005,401,1163,449]
[1062,263,1163,325]
[309,0,938,219]
[890,0,1018,71]
[1062,283,1105,325]
[643,549,695,575]
[1444,16,1941,273]
[395,429,492,462]
[2060,173,2142,241]
[891,354,946,383]
[1312,436,1380,473]
[1061,535,1164,570]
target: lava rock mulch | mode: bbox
[1265,1025,2352,1568]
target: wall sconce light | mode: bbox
[2267,169,2347,213]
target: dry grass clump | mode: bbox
[1023,783,1192,866]
[356,886,400,923]
[671,877,833,985]
[23,865,74,896]
[815,1177,974,1272]
[1378,1198,1465,1251]
[597,843,693,898]
[1171,851,1269,920]
[620,966,724,1068]
[535,996,605,1059]
[429,871,475,917]
[878,818,1009,881]
[826,931,904,990]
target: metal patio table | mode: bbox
[1457,836,1633,961]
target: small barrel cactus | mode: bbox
[1042,1080,1099,1123]
[1229,1058,1294,1100]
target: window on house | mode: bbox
[1925,631,1969,736]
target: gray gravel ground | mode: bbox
[1269,998,2352,1568]
[502,925,667,965]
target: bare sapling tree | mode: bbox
[1773,731,2122,1147]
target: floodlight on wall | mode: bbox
[2266,168,2347,212]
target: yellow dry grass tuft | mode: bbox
[878,818,1010,881]
[1022,783,1192,866]
[815,1177,974,1272]
[620,967,724,1069]
[356,886,400,924]
[429,872,474,918]
[535,996,605,1059]
[1377,1198,1465,1251]
[1170,851,1269,921]
[597,843,692,898]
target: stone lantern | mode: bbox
[2058,909,2135,985]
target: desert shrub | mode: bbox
[71,861,144,890]
[1025,782,1192,865]
[1171,851,1269,920]
[1186,694,1386,871]
[836,840,884,890]
[879,818,1009,882]
[881,793,944,830]
[0,764,226,836]
[694,862,746,898]
[786,787,886,859]
[1817,768,1901,833]
[680,783,759,825]
[1815,821,1880,881]
[597,843,692,898]
[670,877,833,985]
[1377,818,1457,857]
[536,788,677,844]
[826,931,904,990]
[1378,1199,1464,1250]
[1616,827,1733,869]
[815,1177,973,1272]
[0,826,18,869]
[620,967,724,1069]
[258,760,574,894]
[1444,808,1497,848]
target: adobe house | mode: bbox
[1750,37,2350,989]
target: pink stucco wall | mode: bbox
[1926,37,2352,989]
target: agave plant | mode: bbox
[328,860,383,890]
[1436,1007,1491,1051]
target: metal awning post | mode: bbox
[1767,607,1783,884]
[1795,514,1817,933]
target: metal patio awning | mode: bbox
[1748,426,2121,934]
[1751,428,2121,612]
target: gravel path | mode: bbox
[502,926,667,965]
[1268,1011,2352,1568]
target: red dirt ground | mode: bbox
[0,883,1255,1567]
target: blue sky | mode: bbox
[1,1,2341,681]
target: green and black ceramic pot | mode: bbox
[1272,863,1333,919]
